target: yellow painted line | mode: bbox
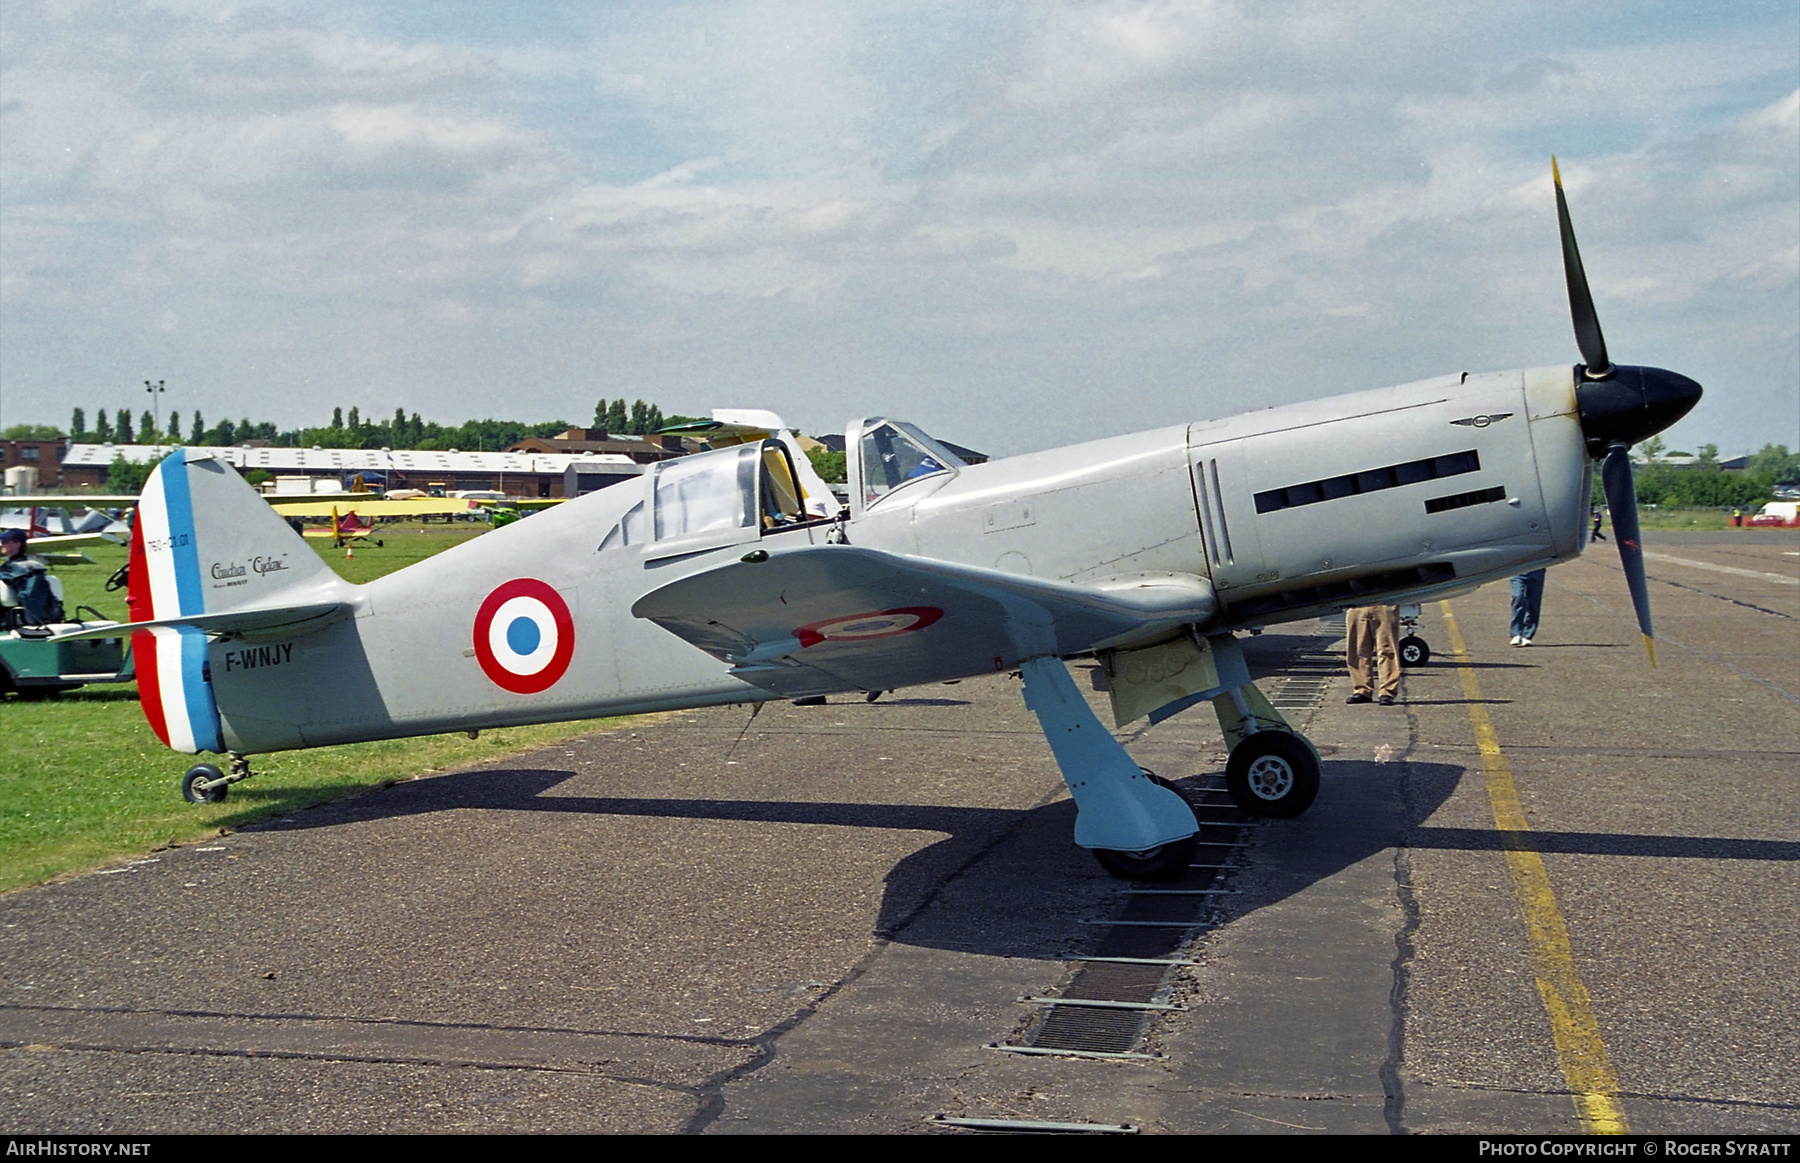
[1439,601,1629,1135]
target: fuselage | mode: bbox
[208,364,1593,755]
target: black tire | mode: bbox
[1398,635,1430,667]
[182,764,227,805]
[1225,732,1319,819]
[1092,773,1201,880]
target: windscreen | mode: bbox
[860,422,949,507]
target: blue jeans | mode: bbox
[1510,570,1546,640]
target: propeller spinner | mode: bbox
[1554,158,1702,664]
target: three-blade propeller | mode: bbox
[1556,158,1702,665]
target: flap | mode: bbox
[631,545,1214,697]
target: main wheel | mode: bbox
[1092,774,1200,880]
[1225,732,1319,818]
[1398,635,1430,667]
[182,764,227,805]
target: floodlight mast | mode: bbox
[144,380,166,440]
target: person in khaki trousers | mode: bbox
[1345,604,1402,705]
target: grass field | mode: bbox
[1633,507,1772,531]
[0,525,628,893]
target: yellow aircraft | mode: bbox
[269,497,481,519]
[300,507,383,549]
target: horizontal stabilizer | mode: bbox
[632,544,1214,697]
[50,601,348,643]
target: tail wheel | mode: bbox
[182,764,227,805]
[1398,635,1430,667]
[1226,732,1319,819]
[1092,773,1200,880]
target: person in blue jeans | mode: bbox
[1509,569,1546,646]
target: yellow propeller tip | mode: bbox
[1643,634,1657,668]
[1552,156,1563,186]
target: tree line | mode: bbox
[1624,440,1800,508]
[18,398,702,453]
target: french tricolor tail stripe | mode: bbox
[129,450,224,755]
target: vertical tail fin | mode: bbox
[129,449,347,753]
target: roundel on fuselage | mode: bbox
[473,578,575,694]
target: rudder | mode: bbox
[128,449,343,753]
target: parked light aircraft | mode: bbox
[268,496,481,520]
[0,506,129,564]
[300,507,383,549]
[57,166,1700,877]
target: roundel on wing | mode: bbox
[794,606,944,648]
[473,578,575,694]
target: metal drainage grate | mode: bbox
[1029,1003,1152,1056]
[1005,774,1250,1058]
[929,1115,1139,1134]
[1062,959,1166,998]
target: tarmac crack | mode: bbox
[1593,557,1796,620]
[1,1038,708,1095]
[677,777,1072,1135]
[0,1002,753,1051]
[1568,585,1800,705]
[1410,1077,1800,1112]
[1382,844,1422,1135]
[1409,741,1800,762]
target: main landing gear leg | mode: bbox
[1398,603,1430,667]
[181,753,256,805]
[1018,657,1199,879]
[1211,682,1321,818]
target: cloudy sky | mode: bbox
[3,1,1795,457]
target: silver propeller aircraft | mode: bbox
[60,164,1700,878]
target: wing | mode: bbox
[631,544,1215,697]
[20,532,120,552]
[270,498,478,518]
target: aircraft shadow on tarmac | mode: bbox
[243,756,1796,960]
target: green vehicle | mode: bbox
[0,564,133,699]
[0,624,132,699]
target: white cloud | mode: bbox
[0,1,1793,459]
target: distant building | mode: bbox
[46,424,989,499]
[506,428,689,463]
[1,438,70,491]
[57,443,648,499]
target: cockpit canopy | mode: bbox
[599,439,815,560]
